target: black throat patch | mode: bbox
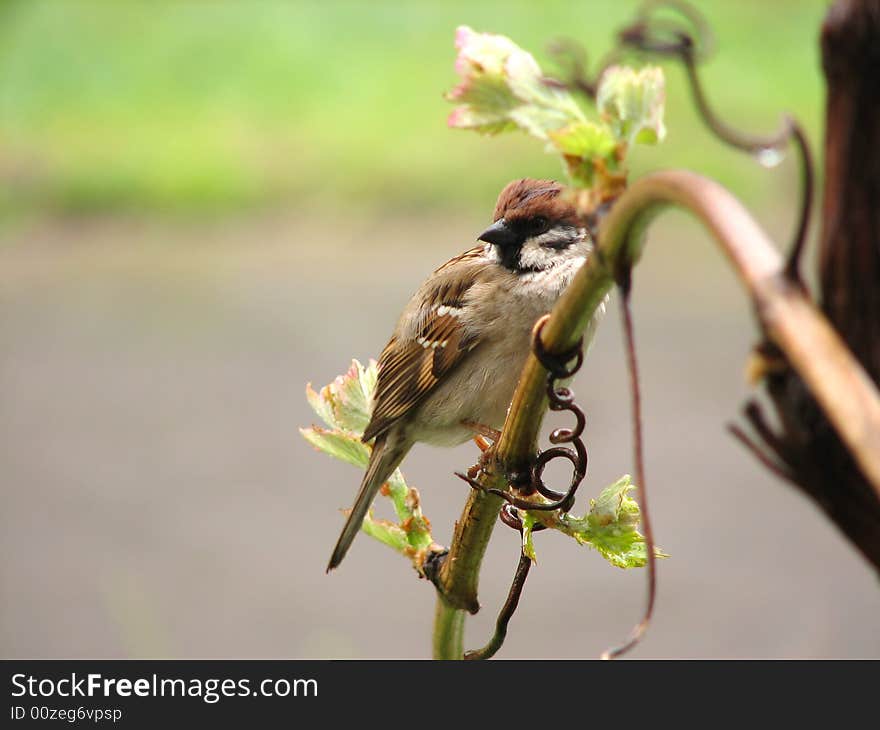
[496,241,525,272]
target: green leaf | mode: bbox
[586,475,669,568]
[508,105,575,141]
[299,426,370,468]
[588,474,641,526]
[362,514,410,554]
[446,26,584,140]
[526,475,668,569]
[384,471,409,521]
[305,383,337,429]
[304,359,377,433]
[548,120,615,158]
[597,65,667,147]
[401,487,434,551]
[445,28,666,198]
[548,120,619,186]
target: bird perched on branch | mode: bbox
[328,178,596,571]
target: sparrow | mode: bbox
[327,178,596,571]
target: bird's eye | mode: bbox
[532,216,549,233]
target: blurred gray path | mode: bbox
[2,212,878,658]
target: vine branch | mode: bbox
[498,170,880,496]
[433,168,880,657]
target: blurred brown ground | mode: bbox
[2,205,878,659]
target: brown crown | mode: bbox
[492,178,579,226]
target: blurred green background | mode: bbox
[1,0,826,218]
[6,0,880,660]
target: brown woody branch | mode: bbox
[740,0,880,574]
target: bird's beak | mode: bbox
[478,219,519,248]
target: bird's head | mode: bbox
[478,178,589,273]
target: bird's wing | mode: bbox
[361,247,487,443]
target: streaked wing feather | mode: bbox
[361,248,485,442]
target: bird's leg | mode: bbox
[463,420,501,472]
[472,439,496,472]
[472,435,492,453]
[457,424,501,490]
[462,420,502,443]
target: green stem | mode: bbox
[432,596,465,659]
[430,473,503,659]
[437,487,504,614]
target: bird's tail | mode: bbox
[326,434,408,572]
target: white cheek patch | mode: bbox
[517,225,589,271]
[517,241,559,272]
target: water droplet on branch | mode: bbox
[755,146,784,168]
